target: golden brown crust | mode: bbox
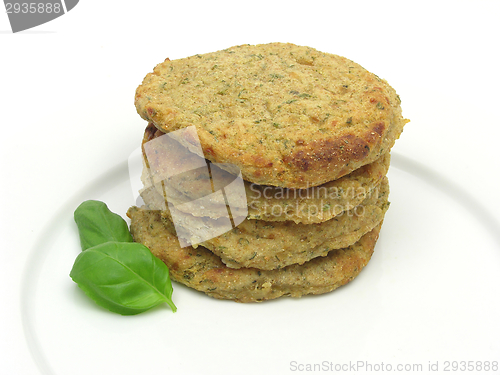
[127,206,381,302]
[135,43,408,188]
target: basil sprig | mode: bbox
[70,200,176,315]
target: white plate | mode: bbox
[21,153,500,375]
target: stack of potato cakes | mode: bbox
[127,43,408,302]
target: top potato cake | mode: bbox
[135,43,407,188]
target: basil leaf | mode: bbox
[74,200,133,250]
[70,241,177,315]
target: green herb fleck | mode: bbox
[239,238,250,246]
[208,130,218,141]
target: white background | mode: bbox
[1,1,499,374]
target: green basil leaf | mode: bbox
[70,241,176,315]
[74,200,133,250]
